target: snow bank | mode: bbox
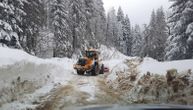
[104,60,128,81]
[47,58,75,84]
[0,47,75,109]
[99,45,133,80]
[99,45,128,60]
[105,57,193,104]
[0,47,40,66]
[139,57,193,75]
[0,47,75,85]
[99,45,136,82]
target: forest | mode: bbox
[0,0,193,60]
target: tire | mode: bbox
[91,65,98,76]
[99,64,104,74]
[77,70,85,75]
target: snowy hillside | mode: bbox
[99,45,128,60]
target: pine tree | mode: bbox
[165,0,193,60]
[142,9,167,61]
[0,0,25,48]
[117,21,124,52]
[123,15,131,55]
[117,6,124,23]
[22,0,46,53]
[89,0,106,45]
[142,24,150,57]
[84,0,106,49]
[142,10,156,58]
[84,0,96,48]
[50,0,72,57]
[106,7,118,47]
[131,25,143,56]
[0,0,14,40]
[155,7,167,61]
[68,0,87,52]
[35,0,54,57]
[94,0,106,44]
[148,10,157,58]
[116,6,125,54]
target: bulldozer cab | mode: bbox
[85,49,99,60]
[77,58,87,66]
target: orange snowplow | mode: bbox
[73,49,104,76]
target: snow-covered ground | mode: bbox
[105,56,193,104]
[99,45,128,60]
[107,56,193,83]
[139,57,193,75]
[0,45,127,110]
[0,47,76,110]
[1,45,193,110]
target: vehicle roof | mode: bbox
[87,48,98,52]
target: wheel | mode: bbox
[91,65,98,76]
[99,64,104,74]
[77,70,85,75]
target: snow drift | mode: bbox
[99,45,128,60]
[0,47,75,110]
[105,57,193,105]
[139,57,193,75]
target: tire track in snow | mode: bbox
[36,72,126,110]
[36,74,99,110]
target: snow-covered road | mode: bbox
[36,72,126,110]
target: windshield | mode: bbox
[0,0,193,110]
[86,51,97,58]
[77,58,87,66]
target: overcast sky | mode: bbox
[102,0,171,26]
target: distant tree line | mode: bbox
[106,0,193,61]
[106,6,168,61]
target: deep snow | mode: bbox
[139,57,193,75]
[0,47,75,110]
[1,46,193,109]
[105,57,193,105]
[0,45,127,110]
